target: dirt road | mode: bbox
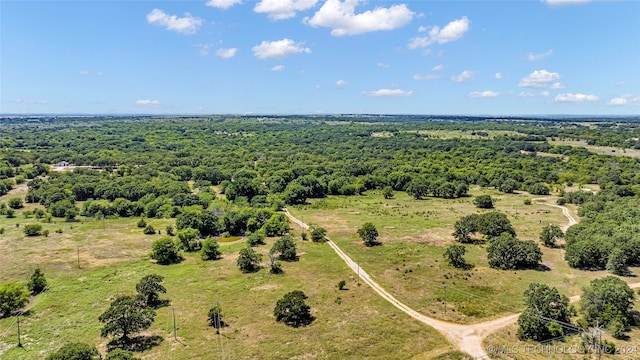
[284,203,637,359]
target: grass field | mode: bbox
[550,139,640,158]
[0,192,457,359]
[287,189,638,324]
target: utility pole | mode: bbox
[357,261,360,286]
[443,285,447,317]
[169,308,177,340]
[214,302,221,335]
[16,313,22,347]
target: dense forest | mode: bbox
[1,115,640,263]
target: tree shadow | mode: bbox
[285,315,315,328]
[107,335,164,353]
[460,263,475,271]
[534,264,551,272]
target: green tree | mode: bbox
[28,267,48,295]
[452,214,479,243]
[8,197,23,209]
[246,231,266,247]
[443,245,468,268]
[477,211,516,238]
[177,227,201,251]
[0,282,30,317]
[406,179,429,200]
[23,224,43,236]
[45,342,101,360]
[606,248,629,276]
[487,234,541,270]
[382,186,394,199]
[99,295,156,342]
[201,238,221,260]
[150,237,182,265]
[473,195,493,209]
[309,225,327,242]
[529,183,550,195]
[262,213,290,237]
[136,218,146,228]
[237,247,262,273]
[274,290,314,327]
[517,283,570,341]
[282,183,308,205]
[165,225,175,236]
[581,276,635,327]
[143,224,155,235]
[135,274,166,307]
[271,235,297,261]
[357,222,379,246]
[105,349,138,360]
[539,224,564,248]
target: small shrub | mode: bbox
[270,261,283,274]
[143,224,156,235]
[55,228,63,234]
[137,218,147,228]
[523,198,532,205]
[23,224,43,236]
[337,280,346,290]
[201,238,221,260]
[43,229,49,237]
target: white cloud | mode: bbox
[495,72,503,79]
[468,90,499,98]
[616,81,625,87]
[413,74,440,80]
[432,64,444,71]
[252,38,311,59]
[305,0,414,36]
[518,69,560,88]
[363,88,415,97]
[216,48,238,58]
[377,62,389,68]
[197,44,212,56]
[451,70,476,83]
[527,49,553,61]
[408,16,469,49]
[255,0,318,20]
[418,25,427,32]
[336,79,348,86]
[519,91,549,97]
[550,82,565,89]
[608,97,627,106]
[271,65,286,71]
[553,93,599,102]
[14,98,48,104]
[146,9,203,35]
[206,0,242,9]
[79,70,103,76]
[543,0,590,5]
[135,99,161,106]
[607,94,640,106]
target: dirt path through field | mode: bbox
[284,205,639,359]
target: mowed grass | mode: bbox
[288,189,639,324]
[0,213,455,359]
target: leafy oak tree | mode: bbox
[357,222,379,246]
[274,290,314,327]
[99,295,156,343]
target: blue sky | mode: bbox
[2,0,639,115]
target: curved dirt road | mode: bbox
[532,197,578,231]
[284,209,507,358]
[284,205,638,359]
